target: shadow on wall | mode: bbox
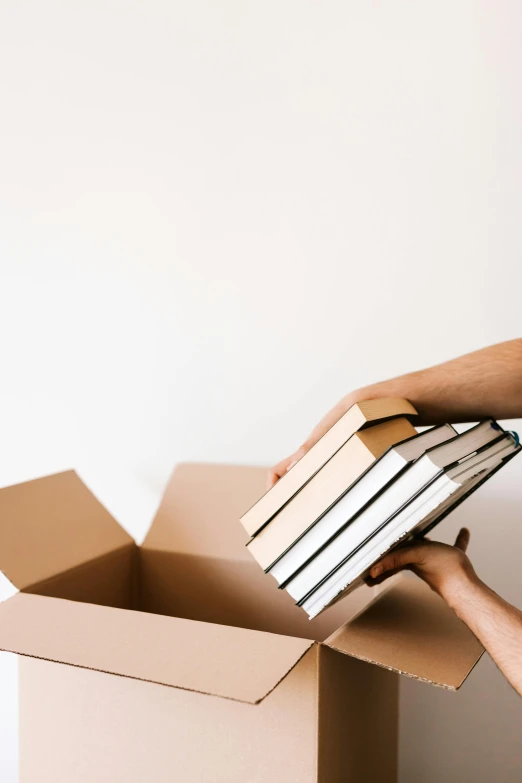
[401,489,522,783]
[434,490,522,606]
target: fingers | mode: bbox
[265,456,297,489]
[266,448,306,489]
[266,468,282,489]
[369,543,425,579]
[454,527,470,553]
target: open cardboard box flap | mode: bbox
[325,577,484,689]
[0,592,314,704]
[141,462,266,559]
[0,466,484,700]
[0,471,133,592]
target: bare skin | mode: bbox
[269,338,522,695]
[368,529,522,697]
[269,339,522,487]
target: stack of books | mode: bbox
[241,399,520,619]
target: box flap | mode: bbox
[0,593,314,704]
[142,463,266,559]
[0,471,133,590]
[324,576,483,689]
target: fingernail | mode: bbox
[286,461,297,472]
[372,565,384,577]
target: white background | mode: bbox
[1,1,522,780]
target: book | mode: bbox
[239,398,417,537]
[286,419,506,604]
[301,438,519,618]
[291,427,519,618]
[270,423,457,588]
[247,416,417,570]
[308,451,517,618]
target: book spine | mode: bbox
[276,459,412,587]
[297,445,521,607]
[419,447,521,539]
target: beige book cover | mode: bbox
[247,417,417,570]
[240,398,417,537]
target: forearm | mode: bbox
[349,338,522,426]
[445,572,522,696]
[273,338,522,485]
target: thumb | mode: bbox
[286,446,307,471]
[266,447,307,489]
[370,543,426,579]
[454,527,470,553]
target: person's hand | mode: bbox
[268,338,522,488]
[367,528,478,603]
[267,448,307,489]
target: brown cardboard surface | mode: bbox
[28,543,136,610]
[0,592,314,703]
[143,462,265,559]
[138,548,371,641]
[0,465,481,698]
[0,471,132,590]
[19,648,321,783]
[0,461,482,783]
[325,576,483,689]
[317,646,398,782]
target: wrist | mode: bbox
[439,566,484,612]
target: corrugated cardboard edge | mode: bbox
[3,641,318,706]
[323,641,483,691]
[0,593,316,706]
[322,575,484,690]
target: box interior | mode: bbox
[25,541,368,642]
[0,466,485,692]
[0,465,369,643]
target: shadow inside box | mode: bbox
[27,542,373,645]
[137,546,371,642]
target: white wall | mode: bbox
[1,1,522,780]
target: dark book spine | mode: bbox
[296,446,521,607]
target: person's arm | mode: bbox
[368,530,522,697]
[268,338,522,487]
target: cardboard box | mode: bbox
[0,465,483,782]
